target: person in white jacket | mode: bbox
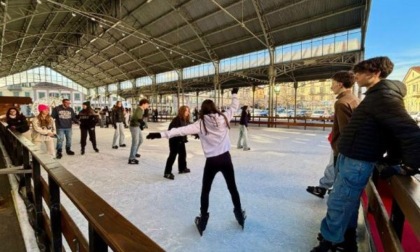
[32,104,56,157]
[146,88,246,236]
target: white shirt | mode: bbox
[161,94,239,157]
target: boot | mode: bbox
[56,151,62,159]
[233,208,246,229]
[164,173,175,180]
[195,213,209,236]
[341,228,357,252]
[93,146,99,152]
[311,238,337,252]
[81,148,85,155]
[306,186,327,198]
[66,147,75,155]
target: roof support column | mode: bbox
[268,48,276,127]
[176,69,184,108]
[213,61,220,107]
[151,75,157,110]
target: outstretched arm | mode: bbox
[147,121,201,139]
[224,88,239,121]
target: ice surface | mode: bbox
[29,122,334,251]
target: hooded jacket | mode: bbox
[78,107,99,129]
[338,79,420,167]
[161,94,239,158]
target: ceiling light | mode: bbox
[99,24,103,28]
[0,1,6,6]
[156,46,159,49]
[91,17,96,21]
[36,0,42,4]
[170,51,172,54]
[122,33,125,37]
[71,13,76,17]
[147,0,153,3]
[90,38,97,43]
[140,40,143,44]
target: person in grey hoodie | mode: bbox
[51,98,79,159]
[146,88,246,236]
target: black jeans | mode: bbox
[164,141,187,174]
[80,127,97,149]
[200,151,241,215]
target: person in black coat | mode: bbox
[6,107,29,133]
[312,57,420,252]
[163,105,193,180]
[78,101,99,155]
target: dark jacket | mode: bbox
[78,108,98,129]
[331,90,360,156]
[6,110,29,133]
[112,107,125,123]
[130,107,144,127]
[239,110,251,127]
[51,105,78,129]
[338,79,420,167]
[168,116,188,144]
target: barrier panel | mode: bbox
[362,169,420,251]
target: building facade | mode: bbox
[403,67,420,112]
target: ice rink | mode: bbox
[18,122,361,251]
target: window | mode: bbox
[38,92,46,99]
[74,93,81,101]
[24,92,31,97]
[13,91,20,97]
[49,92,60,98]
[62,93,71,100]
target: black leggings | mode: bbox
[164,141,187,174]
[80,127,97,149]
[200,151,241,215]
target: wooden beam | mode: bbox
[0,168,32,175]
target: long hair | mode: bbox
[199,99,230,135]
[36,111,53,128]
[6,107,20,118]
[177,105,190,122]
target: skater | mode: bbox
[78,101,99,155]
[237,105,251,151]
[128,98,149,164]
[163,105,192,180]
[111,101,126,149]
[306,70,359,198]
[51,98,79,159]
[31,104,56,157]
[311,57,420,251]
[146,88,246,236]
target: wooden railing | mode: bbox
[0,122,164,252]
[362,169,420,251]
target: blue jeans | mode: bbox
[129,126,143,159]
[320,154,375,243]
[56,128,73,152]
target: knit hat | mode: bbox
[83,101,90,107]
[38,104,49,112]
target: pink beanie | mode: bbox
[38,104,49,112]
